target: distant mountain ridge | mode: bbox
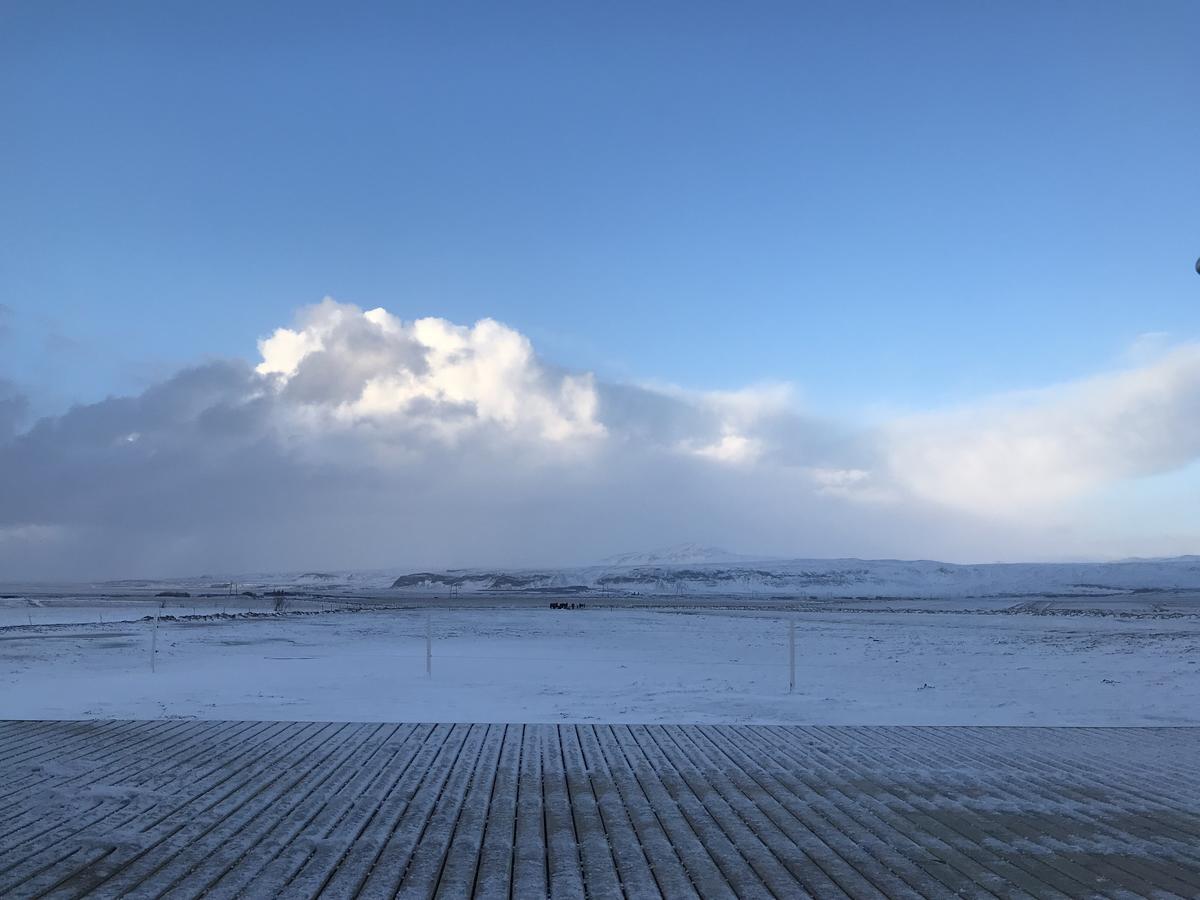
[384,555,1200,598]
[83,553,1200,600]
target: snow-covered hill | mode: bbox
[42,553,1199,601]
[387,555,1200,598]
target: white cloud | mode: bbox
[651,382,794,466]
[256,325,325,377]
[689,432,762,465]
[883,343,1200,516]
[258,299,604,444]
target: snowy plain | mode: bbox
[2,597,1197,725]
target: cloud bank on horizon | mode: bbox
[1,298,1198,578]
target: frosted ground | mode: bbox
[2,596,1197,724]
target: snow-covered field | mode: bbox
[3,600,1197,725]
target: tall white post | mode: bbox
[425,614,432,678]
[788,619,796,694]
[151,606,161,673]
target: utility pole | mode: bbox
[788,619,796,694]
[425,614,432,678]
[151,603,161,673]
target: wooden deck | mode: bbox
[0,721,1197,898]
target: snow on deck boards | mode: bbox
[0,724,1197,900]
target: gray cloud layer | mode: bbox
[1,300,1198,578]
[0,378,27,442]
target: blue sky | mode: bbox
[3,1,1197,417]
[1,2,1199,573]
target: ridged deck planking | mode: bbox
[1,722,1197,899]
